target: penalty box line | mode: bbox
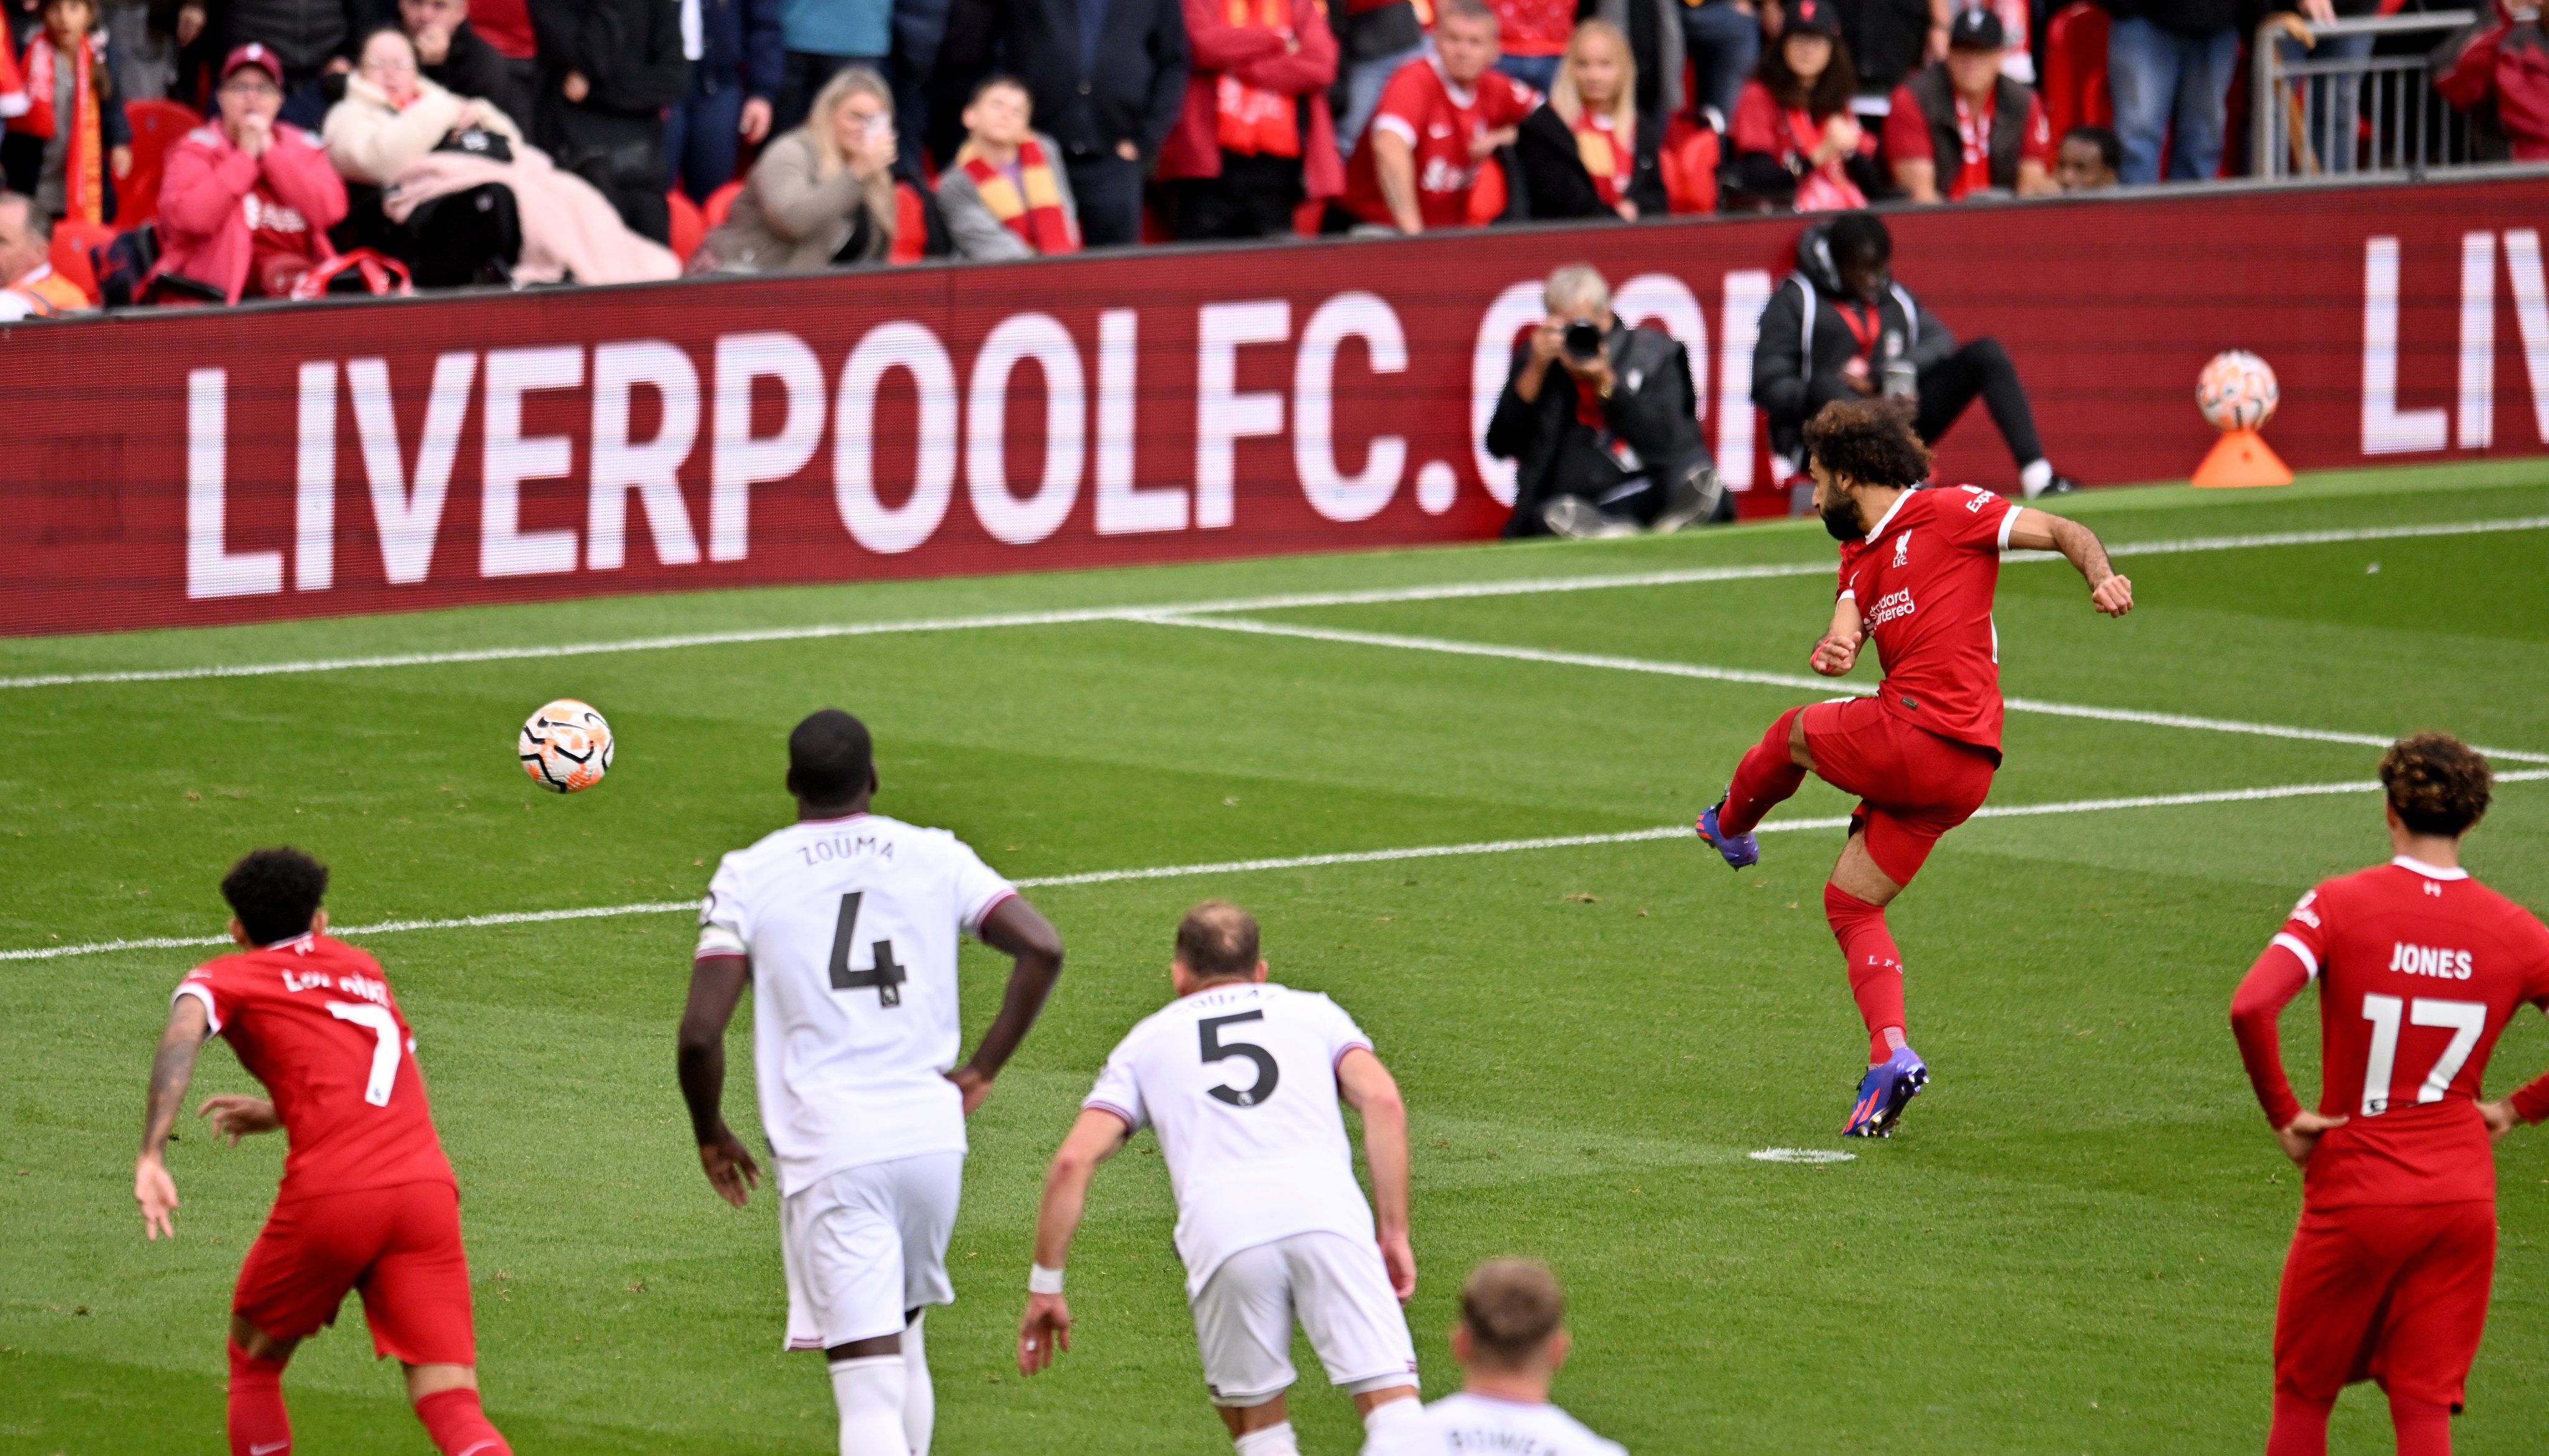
[1133,614,2549,767]
[2,515,2541,693]
[7,770,2543,964]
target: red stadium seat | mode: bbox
[666,189,704,264]
[48,218,115,302]
[120,98,204,224]
[1659,114,1721,215]
[890,181,927,264]
[1465,156,1506,225]
[2042,2,2112,141]
[702,177,745,228]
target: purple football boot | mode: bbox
[1842,1045,1929,1138]
[1695,801,1759,870]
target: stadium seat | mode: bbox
[666,190,705,265]
[1465,156,1507,226]
[890,182,928,264]
[1659,115,1721,215]
[48,219,115,302]
[119,98,203,223]
[2042,2,2112,140]
[702,178,745,229]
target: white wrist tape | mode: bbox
[1028,1263,1065,1295]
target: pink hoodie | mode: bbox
[154,123,348,304]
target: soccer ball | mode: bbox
[2197,350,2280,433]
[519,699,614,793]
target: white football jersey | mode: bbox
[1362,1393,1627,1456]
[1085,982,1381,1295]
[698,813,1014,1195]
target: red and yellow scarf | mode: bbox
[1215,0,1302,158]
[9,32,108,224]
[956,136,1080,254]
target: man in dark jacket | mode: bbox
[666,0,782,199]
[1751,211,2077,506]
[2098,0,2243,181]
[976,0,1187,245]
[400,0,526,127]
[179,0,360,126]
[1883,9,2057,202]
[531,0,688,242]
[1488,263,1729,538]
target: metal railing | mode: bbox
[2252,9,2480,179]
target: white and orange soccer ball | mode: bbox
[519,699,614,793]
[2197,350,2280,433]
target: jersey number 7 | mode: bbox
[1199,1011,1279,1108]
[2359,994,2486,1117]
[827,892,907,1007]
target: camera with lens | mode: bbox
[1563,320,1605,361]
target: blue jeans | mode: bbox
[666,70,747,202]
[1340,39,1432,156]
[1681,0,1762,126]
[2273,28,2374,172]
[2107,16,2240,182]
[1494,52,1563,93]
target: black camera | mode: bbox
[1562,320,1604,361]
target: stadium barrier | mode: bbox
[4,170,2546,636]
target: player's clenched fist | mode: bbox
[2090,574,2135,617]
[1810,632,1861,676]
[1018,1292,1072,1374]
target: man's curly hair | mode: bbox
[1803,398,1932,489]
[2380,734,2491,838]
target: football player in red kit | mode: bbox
[2231,735,2549,1456]
[1694,399,2134,1136]
[133,847,512,1456]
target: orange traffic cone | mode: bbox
[2192,428,2293,488]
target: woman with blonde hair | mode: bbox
[1512,19,1665,220]
[699,65,899,271]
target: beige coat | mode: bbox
[322,74,525,187]
[701,128,893,273]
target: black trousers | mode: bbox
[1546,434,1668,523]
[1064,152,1147,248]
[1165,152,1304,241]
[1913,337,2044,467]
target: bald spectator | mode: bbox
[0,187,90,316]
[2056,123,2120,188]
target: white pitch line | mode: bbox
[9,772,2542,964]
[4,514,2540,693]
[1136,614,2549,766]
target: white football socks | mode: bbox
[1361,1395,1425,1440]
[2020,459,2054,497]
[902,1314,935,1456]
[1231,1420,1300,1456]
[828,1355,909,1456]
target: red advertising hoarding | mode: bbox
[4,173,2543,636]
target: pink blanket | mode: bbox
[383,148,678,286]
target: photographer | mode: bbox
[1487,262,1729,538]
[1752,210,2078,505]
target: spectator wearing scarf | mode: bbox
[937,76,1080,257]
[1,0,132,222]
[1512,18,1665,220]
[1156,0,1340,239]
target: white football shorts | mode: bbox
[1189,1231,1419,1407]
[780,1152,963,1350]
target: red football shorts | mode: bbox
[233,1179,477,1366]
[1801,696,1998,885]
[2275,1200,2496,1410]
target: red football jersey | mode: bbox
[1342,57,1539,228]
[2252,859,2549,1208]
[1836,484,2018,754]
[175,934,455,1202]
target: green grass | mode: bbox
[4,459,2548,1455]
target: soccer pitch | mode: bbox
[4,461,2547,1455]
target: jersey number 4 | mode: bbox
[2359,994,2486,1117]
[828,893,907,1007]
[1199,1011,1279,1108]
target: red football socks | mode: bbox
[2388,1394,2452,1456]
[2265,1391,2332,1455]
[1825,884,1907,1063]
[415,1387,512,1456]
[1719,707,1808,838]
[226,1340,291,1456]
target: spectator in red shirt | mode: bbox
[468,0,538,105]
[1727,0,1875,212]
[154,44,348,303]
[1158,0,1340,239]
[1339,0,1537,233]
[1510,19,1665,220]
[1490,0,1573,91]
[1883,8,2056,203]
[2437,0,2549,162]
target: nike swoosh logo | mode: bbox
[251,1443,290,1455]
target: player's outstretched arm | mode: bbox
[1810,595,1865,677]
[2006,508,2133,617]
[1019,1108,1131,1375]
[1339,1048,1415,1301]
[952,896,1065,1116]
[136,996,212,1239]
[676,954,763,1208]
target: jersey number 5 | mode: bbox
[327,1001,401,1106]
[828,892,907,1007]
[1199,1011,1279,1108]
[2359,994,2487,1117]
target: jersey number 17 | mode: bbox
[2359,993,2486,1117]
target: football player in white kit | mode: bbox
[676,709,1065,1456]
[1363,1259,1625,1456]
[1016,901,1423,1456]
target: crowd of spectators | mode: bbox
[0,0,2524,312]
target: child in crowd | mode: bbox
[1,0,133,222]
